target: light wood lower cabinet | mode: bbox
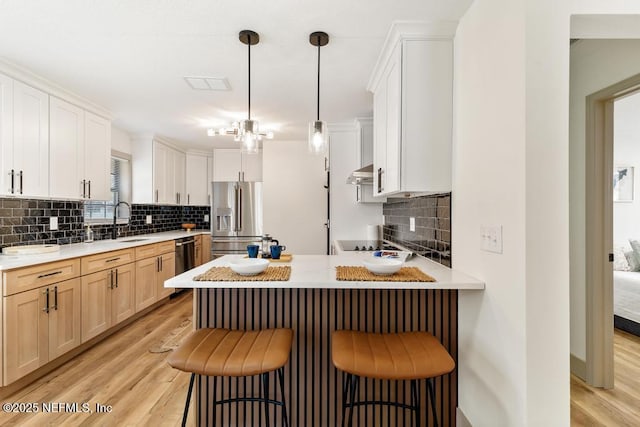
[3,278,81,385]
[158,252,175,300]
[135,250,175,312]
[202,235,211,264]
[81,263,135,342]
[135,257,157,312]
[195,235,202,267]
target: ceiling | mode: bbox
[0,0,472,151]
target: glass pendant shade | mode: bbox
[240,119,259,154]
[308,120,328,154]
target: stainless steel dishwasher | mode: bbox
[175,236,195,275]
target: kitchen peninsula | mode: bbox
[166,253,483,426]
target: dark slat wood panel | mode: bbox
[196,288,458,426]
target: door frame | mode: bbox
[585,72,640,388]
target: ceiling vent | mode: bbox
[184,76,231,91]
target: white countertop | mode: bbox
[166,253,485,290]
[0,230,210,270]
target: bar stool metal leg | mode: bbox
[277,367,290,427]
[347,375,360,427]
[427,378,438,427]
[212,376,217,426]
[410,379,420,427]
[181,373,195,427]
[341,373,351,427]
[261,372,271,427]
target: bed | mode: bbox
[614,271,640,335]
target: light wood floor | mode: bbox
[571,329,640,426]
[0,291,194,427]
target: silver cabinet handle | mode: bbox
[81,179,86,198]
[88,180,91,199]
[187,194,190,205]
[242,171,245,181]
[19,170,23,194]
[9,169,14,194]
[155,189,159,203]
[238,171,241,182]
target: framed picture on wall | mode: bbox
[614,166,634,202]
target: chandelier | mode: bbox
[208,30,274,153]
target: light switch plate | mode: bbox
[481,225,503,253]
[409,217,416,232]
[204,214,209,222]
[50,217,58,231]
[146,215,152,224]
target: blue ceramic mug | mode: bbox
[247,244,260,258]
[270,245,286,260]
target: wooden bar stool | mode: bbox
[167,328,293,427]
[332,330,455,427]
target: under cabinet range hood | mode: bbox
[346,164,374,185]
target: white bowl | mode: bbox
[362,258,403,276]
[229,258,269,276]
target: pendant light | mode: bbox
[208,30,273,153]
[309,31,329,155]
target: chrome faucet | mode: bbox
[112,201,130,239]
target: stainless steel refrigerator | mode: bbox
[210,181,263,257]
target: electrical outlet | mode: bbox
[481,225,503,254]
[50,217,58,231]
[146,215,152,224]
[409,217,416,232]
[204,214,209,222]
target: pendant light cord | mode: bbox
[316,37,321,121]
[248,33,251,120]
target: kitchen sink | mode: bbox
[119,238,150,243]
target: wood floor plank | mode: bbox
[571,329,640,426]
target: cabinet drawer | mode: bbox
[135,244,158,259]
[3,259,81,296]
[81,249,134,275]
[157,240,175,254]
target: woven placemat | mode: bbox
[193,266,291,281]
[336,266,436,282]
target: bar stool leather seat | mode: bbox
[332,330,454,427]
[168,328,293,376]
[168,327,293,427]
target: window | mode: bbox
[84,152,131,224]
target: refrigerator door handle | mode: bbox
[234,184,240,232]
[238,186,243,232]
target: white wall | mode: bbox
[328,125,383,242]
[111,125,132,154]
[262,140,327,254]
[613,93,640,244]
[569,39,640,361]
[453,0,527,424]
[454,2,640,426]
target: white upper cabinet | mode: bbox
[0,73,14,196]
[49,98,111,200]
[212,149,262,182]
[83,111,111,200]
[185,153,209,205]
[50,97,83,199]
[132,137,186,205]
[368,22,454,197]
[4,80,50,197]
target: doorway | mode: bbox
[584,73,640,388]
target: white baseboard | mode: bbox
[571,353,587,380]
[457,406,472,427]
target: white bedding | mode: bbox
[614,271,640,324]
